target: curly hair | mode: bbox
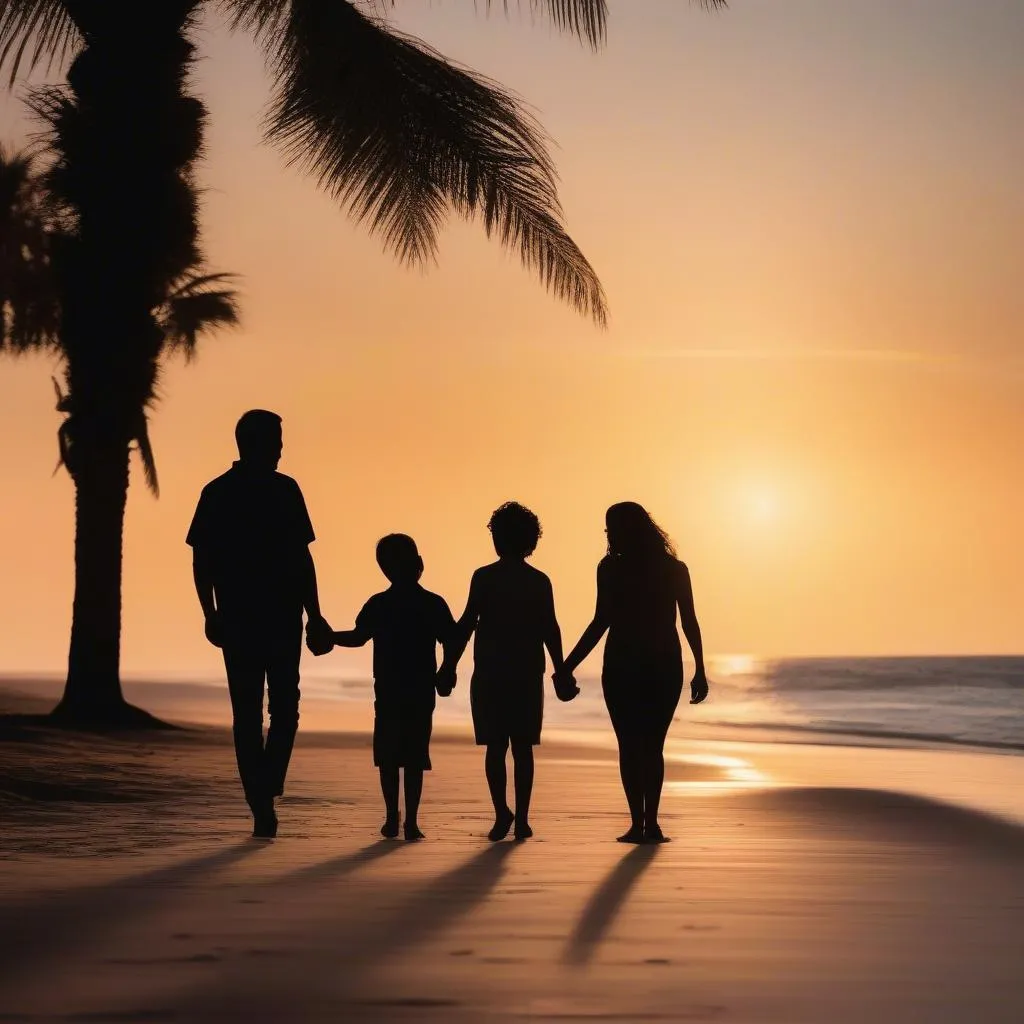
[488,501,542,558]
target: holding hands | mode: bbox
[436,662,457,698]
[305,614,335,657]
[552,666,580,702]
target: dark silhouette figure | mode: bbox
[443,502,575,842]
[187,410,330,838]
[561,502,708,844]
[311,534,456,841]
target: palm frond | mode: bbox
[259,0,606,323]
[134,417,160,497]
[161,271,241,359]
[481,1,608,48]
[0,144,60,353]
[0,0,79,87]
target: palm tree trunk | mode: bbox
[54,435,131,721]
[45,3,204,727]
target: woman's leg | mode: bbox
[642,688,679,842]
[616,734,646,842]
[485,740,515,840]
[510,739,535,839]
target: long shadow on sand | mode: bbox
[0,842,262,982]
[562,844,659,966]
[265,838,402,887]
[166,842,518,1020]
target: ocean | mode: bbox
[306,655,1024,754]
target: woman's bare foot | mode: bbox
[644,824,670,844]
[513,820,533,841]
[381,815,400,839]
[616,825,645,844]
[488,806,515,842]
[404,823,425,842]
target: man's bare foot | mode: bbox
[513,820,533,841]
[381,815,400,839]
[616,825,645,844]
[644,824,670,844]
[404,823,425,842]
[488,806,515,842]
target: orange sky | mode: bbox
[1,1,1023,678]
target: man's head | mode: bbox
[488,502,542,560]
[376,533,424,585]
[235,409,283,470]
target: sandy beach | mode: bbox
[3,681,1024,1023]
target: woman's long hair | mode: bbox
[605,502,676,561]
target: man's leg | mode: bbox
[223,640,271,827]
[264,619,302,801]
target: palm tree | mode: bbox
[1,145,239,725]
[0,2,722,725]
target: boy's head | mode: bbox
[376,533,423,584]
[488,502,541,559]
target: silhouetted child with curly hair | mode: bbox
[442,502,575,841]
[312,534,456,841]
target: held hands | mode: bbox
[689,670,709,705]
[305,614,335,657]
[435,663,457,698]
[552,667,580,702]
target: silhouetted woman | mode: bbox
[561,503,708,844]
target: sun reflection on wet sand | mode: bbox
[666,753,773,792]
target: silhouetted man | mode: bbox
[187,409,330,837]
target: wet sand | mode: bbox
[2,682,1024,1022]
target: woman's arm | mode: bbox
[563,562,611,674]
[676,562,708,703]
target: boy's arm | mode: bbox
[444,573,482,669]
[332,627,371,648]
[541,577,565,673]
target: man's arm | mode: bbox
[191,548,221,648]
[299,546,326,624]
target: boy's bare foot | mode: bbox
[616,825,645,844]
[488,806,515,842]
[644,825,671,844]
[404,823,425,842]
[513,820,533,841]
[381,815,400,839]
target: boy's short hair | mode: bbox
[488,502,542,558]
[376,533,422,583]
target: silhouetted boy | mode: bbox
[442,502,571,841]
[187,409,330,839]
[313,534,455,841]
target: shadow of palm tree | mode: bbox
[0,841,261,981]
[563,844,660,966]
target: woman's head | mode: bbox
[605,502,676,560]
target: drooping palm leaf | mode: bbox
[161,271,242,360]
[0,0,78,86]
[256,0,607,321]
